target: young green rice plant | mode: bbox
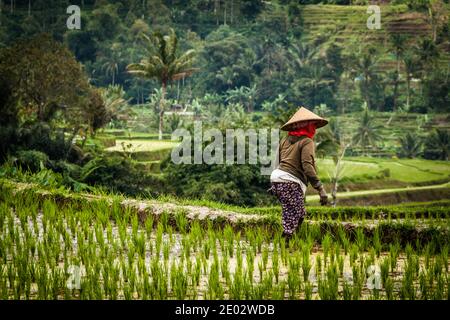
[372,229,382,258]
[380,257,390,287]
[160,211,169,232]
[355,228,366,252]
[272,245,279,283]
[202,238,211,260]
[350,243,359,267]
[432,255,443,278]
[400,259,417,300]
[279,237,287,266]
[331,242,340,266]
[135,232,146,258]
[251,281,265,300]
[236,243,243,273]
[118,222,127,248]
[127,242,136,267]
[207,260,223,299]
[189,221,201,247]
[197,251,206,274]
[255,230,263,254]
[224,225,234,258]
[230,262,246,300]
[287,263,300,299]
[155,223,164,258]
[301,245,311,283]
[447,275,450,301]
[145,216,154,240]
[384,275,394,300]
[389,242,400,272]
[95,222,105,249]
[175,211,188,234]
[173,262,188,299]
[303,280,312,300]
[432,273,445,300]
[423,242,433,270]
[221,252,231,284]
[351,265,363,300]
[193,255,202,287]
[245,227,254,244]
[245,246,255,282]
[181,236,189,261]
[441,245,448,273]
[337,254,344,277]
[170,261,178,297]
[419,270,429,300]
[242,272,253,299]
[315,254,322,280]
[343,280,352,300]
[322,234,331,267]
[405,243,414,262]
[337,226,350,255]
[324,263,339,300]
[131,214,139,239]
[262,244,269,270]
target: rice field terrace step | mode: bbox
[1,179,448,248]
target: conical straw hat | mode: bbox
[280,106,328,131]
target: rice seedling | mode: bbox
[301,244,312,282]
[1,185,448,301]
[322,233,332,266]
[175,211,188,234]
[355,228,366,252]
[271,248,279,284]
[389,242,400,272]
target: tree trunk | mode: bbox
[215,0,219,25]
[392,75,398,113]
[230,0,233,25]
[159,82,167,140]
[406,77,411,109]
[223,0,227,25]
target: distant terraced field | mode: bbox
[297,4,449,69]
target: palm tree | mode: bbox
[216,66,239,90]
[390,34,407,75]
[288,42,316,70]
[352,106,383,156]
[389,34,408,112]
[225,85,257,112]
[295,63,334,107]
[398,132,423,158]
[424,129,449,160]
[416,38,440,82]
[100,85,131,128]
[102,59,119,86]
[354,52,379,110]
[127,28,197,140]
[427,0,447,43]
[402,51,419,110]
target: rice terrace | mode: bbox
[0,0,449,310]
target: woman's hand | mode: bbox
[318,186,328,206]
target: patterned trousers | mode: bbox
[270,182,306,236]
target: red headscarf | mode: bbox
[288,121,316,139]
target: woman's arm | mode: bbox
[301,139,328,205]
[300,139,322,190]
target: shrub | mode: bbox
[14,150,49,172]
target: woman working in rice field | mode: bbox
[269,106,329,240]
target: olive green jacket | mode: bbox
[276,135,322,190]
